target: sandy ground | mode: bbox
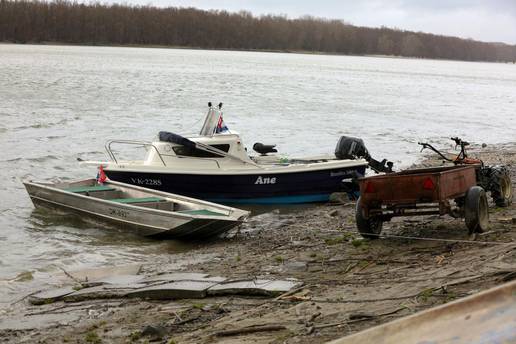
[1,144,515,344]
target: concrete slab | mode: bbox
[142,272,209,283]
[63,283,146,302]
[29,286,77,305]
[126,280,218,300]
[203,276,227,283]
[208,280,302,297]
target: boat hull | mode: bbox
[105,165,366,204]
[24,181,247,239]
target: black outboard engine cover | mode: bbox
[253,142,278,155]
[335,136,369,160]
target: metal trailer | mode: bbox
[355,165,489,238]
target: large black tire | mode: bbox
[489,167,513,207]
[355,197,383,239]
[464,186,489,234]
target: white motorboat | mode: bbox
[82,103,373,204]
[24,178,250,238]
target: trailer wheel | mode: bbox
[464,186,489,234]
[489,168,513,207]
[355,197,383,239]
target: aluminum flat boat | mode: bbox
[23,178,250,239]
[81,103,369,204]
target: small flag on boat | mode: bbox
[97,165,107,184]
[215,115,229,134]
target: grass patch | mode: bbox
[192,302,206,309]
[129,331,141,341]
[351,238,368,248]
[418,288,434,302]
[85,331,101,344]
[357,260,370,268]
[442,291,457,303]
[274,330,294,342]
[274,255,284,263]
[14,271,33,282]
[325,236,346,245]
[325,232,356,245]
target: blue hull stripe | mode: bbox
[208,194,331,204]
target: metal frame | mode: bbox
[105,140,167,166]
[359,165,477,220]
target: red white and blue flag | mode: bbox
[215,115,229,134]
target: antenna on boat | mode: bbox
[200,101,229,136]
[200,102,217,136]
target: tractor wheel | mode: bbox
[489,167,513,207]
[464,186,489,234]
[355,197,383,239]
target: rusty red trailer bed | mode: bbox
[356,165,488,238]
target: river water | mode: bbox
[1,44,515,300]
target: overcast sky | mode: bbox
[119,0,516,44]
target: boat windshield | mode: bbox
[173,144,230,158]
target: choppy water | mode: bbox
[1,44,515,298]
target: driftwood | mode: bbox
[25,300,121,316]
[58,266,84,285]
[10,290,43,306]
[170,315,200,326]
[274,283,314,301]
[313,307,407,330]
[309,286,451,304]
[213,324,286,337]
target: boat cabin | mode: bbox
[144,133,257,170]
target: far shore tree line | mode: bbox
[1,0,516,62]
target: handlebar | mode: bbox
[451,137,469,147]
[419,137,473,163]
[418,141,454,162]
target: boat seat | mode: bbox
[177,209,226,216]
[66,185,117,193]
[109,197,165,204]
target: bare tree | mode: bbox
[0,0,515,62]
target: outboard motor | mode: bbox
[335,136,394,173]
[335,136,369,160]
[253,142,278,156]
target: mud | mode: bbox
[0,144,515,343]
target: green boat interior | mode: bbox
[64,182,226,215]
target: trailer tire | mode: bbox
[464,186,489,234]
[355,197,382,239]
[489,168,513,207]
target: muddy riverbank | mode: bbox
[1,144,515,343]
